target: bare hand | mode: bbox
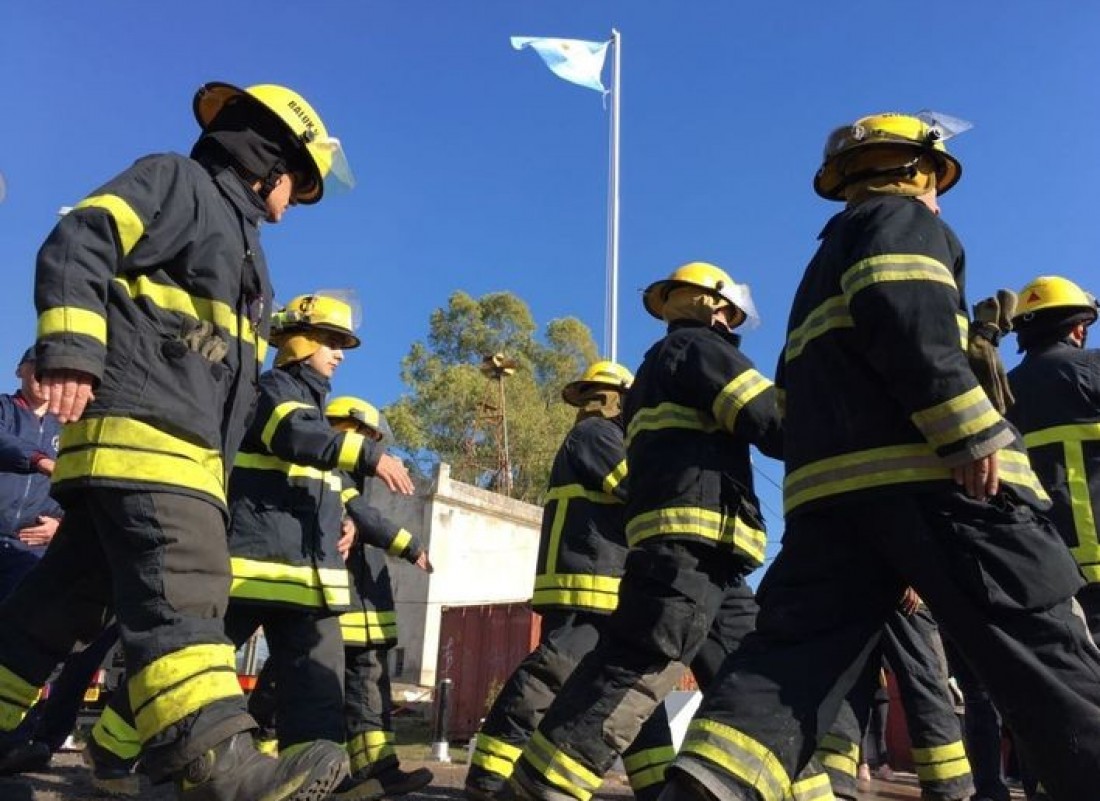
[35,457,56,476]
[414,551,434,574]
[41,369,95,423]
[898,587,921,616]
[375,453,414,495]
[951,452,999,502]
[18,515,60,547]
[337,518,356,560]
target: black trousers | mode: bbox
[225,603,345,749]
[0,489,251,781]
[668,494,1100,801]
[467,610,674,801]
[511,541,758,801]
[820,607,972,800]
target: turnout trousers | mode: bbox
[665,494,1100,801]
[818,607,972,800]
[0,489,252,781]
[466,610,675,801]
[224,603,345,750]
[509,540,762,801]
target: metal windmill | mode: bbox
[467,352,519,495]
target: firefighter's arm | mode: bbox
[566,422,628,501]
[690,338,783,459]
[35,157,195,417]
[343,486,428,569]
[843,203,1014,471]
[349,441,414,495]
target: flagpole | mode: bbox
[605,28,621,363]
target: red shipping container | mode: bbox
[436,603,542,741]
[884,670,915,771]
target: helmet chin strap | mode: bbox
[258,160,288,200]
[835,155,921,196]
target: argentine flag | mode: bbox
[510,36,610,93]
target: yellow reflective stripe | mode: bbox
[785,295,852,364]
[712,370,772,433]
[37,306,109,345]
[1023,421,1100,449]
[840,253,956,300]
[816,733,858,777]
[341,486,359,504]
[1082,564,1100,583]
[997,449,1050,503]
[56,417,225,503]
[623,745,675,791]
[339,610,398,645]
[230,557,350,608]
[388,528,412,556]
[602,460,627,496]
[911,740,971,782]
[626,506,766,564]
[233,452,343,493]
[785,444,950,514]
[910,386,1002,451]
[129,644,241,743]
[75,194,145,255]
[524,730,602,801]
[625,402,719,446]
[956,312,969,350]
[787,771,835,801]
[113,275,267,362]
[92,705,141,760]
[532,573,620,612]
[337,431,365,471]
[471,732,523,777]
[0,665,41,730]
[1063,440,1099,577]
[260,402,313,450]
[348,729,393,768]
[680,718,790,801]
[545,484,621,505]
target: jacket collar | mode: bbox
[283,362,332,404]
[667,318,742,348]
[209,165,267,226]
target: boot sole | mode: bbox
[275,753,348,801]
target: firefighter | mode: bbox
[1007,275,1100,639]
[657,113,1100,801]
[510,263,822,801]
[327,396,433,800]
[817,595,972,800]
[0,82,356,800]
[222,293,415,772]
[242,395,434,801]
[465,361,677,801]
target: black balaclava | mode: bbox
[190,96,307,198]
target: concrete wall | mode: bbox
[364,462,542,687]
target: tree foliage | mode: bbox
[386,291,598,504]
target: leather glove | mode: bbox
[181,319,230,363]
[968,291,1017,414]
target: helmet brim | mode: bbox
[270,324,360,350]
[814,144,962,201]
[561,380,626,407]
[193,82,324,205]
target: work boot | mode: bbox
[465,779,512,801]
[332,764,434,800]
[83,736,141,798]
[0,738,52,775]
[178,733,347,801]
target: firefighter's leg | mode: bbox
[244,651,280,753]
[815,659,879,801]
[86,682,142,796]
[622,700,675,801]
[689,582,759,691]
[882,608,972,800]
[943,639,1010,801]
[339,645,432,800]
[96,490,347,799]
[0,495,113,753]
[511,541,738,801]
[661,506,898,801]
[262,610,346,750]
[896,498,1100,801]
[466,612,600,799]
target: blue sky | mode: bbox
[3,2,1099,574]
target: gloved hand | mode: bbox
[180,319,230,363]
[968,290,1017,414]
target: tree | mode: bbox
[386,291,599,504]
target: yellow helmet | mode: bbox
[814,112,963,201]
[271,292,361,349]
[561,361,634,407]
[1012,276,1098,327]
[193,82,354,205]
[325,396,391,441]
[643,262,759,327]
